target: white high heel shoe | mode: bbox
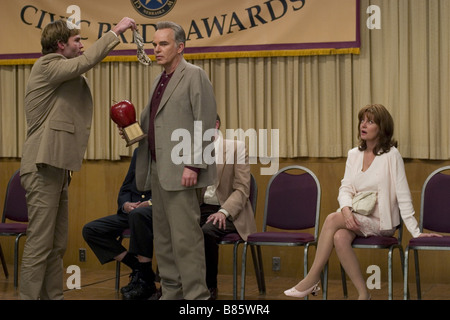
[284,281,320,298]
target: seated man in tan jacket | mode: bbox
[200,114,257,300]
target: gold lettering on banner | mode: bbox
[18,1,307,42]
[187,0,306,40]
[4,0,358,64]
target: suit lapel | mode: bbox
[216,162,224,188]
[156,58,187,116]
[215,139,228,188]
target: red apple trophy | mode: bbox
[110,100,147,146]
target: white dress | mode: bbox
[352,155,397,237]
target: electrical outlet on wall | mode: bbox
[272,257,281,271]
[79,248,86,262]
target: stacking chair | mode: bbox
[403,166,450,300]
[240,165,322,300]
[338,220,405,300]
[0,169,28,288]
[218,173,264,299]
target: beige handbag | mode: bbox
[352,191,377,216]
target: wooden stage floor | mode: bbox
[1,264,448,301]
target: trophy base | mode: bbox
[124,122,147,147]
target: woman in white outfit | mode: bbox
[284,104,442,300]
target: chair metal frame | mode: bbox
[0,241,9,278]
[239,165,322,300]
[115,229,131,291]
[218,173,264,300]
[403,166,450,300]
[338,220,405,300]
[0,169,28,288]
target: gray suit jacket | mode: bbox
[20,31,120,175]
[135,58,217,191]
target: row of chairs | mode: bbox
[0,169,265,300]
[1,165,450,300]
[236,165,450,300]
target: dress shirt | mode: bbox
[148,71,173,161]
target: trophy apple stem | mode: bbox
[123,122,147,147]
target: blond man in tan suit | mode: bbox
[19,18,136,300]
[200,115,257,299]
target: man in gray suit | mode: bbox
[19,17,136,300]
[134,21,217,300]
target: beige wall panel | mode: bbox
[1,158,449,283]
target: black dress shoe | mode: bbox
[122,278,157,300]
[120,270,139,294]
[208,287,218,300]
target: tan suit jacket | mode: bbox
[135,58,217,191]
[214,138,257,241]
[20,31,120,175]
[135,57,217,300]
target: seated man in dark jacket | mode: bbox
[82,148,157,300]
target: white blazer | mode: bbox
[338,147,421,238]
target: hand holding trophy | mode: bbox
[110,100,147,146]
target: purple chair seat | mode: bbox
[0,223,27,234]
[339,222,404,300]
[247,232,315,243]
[240,166,322,300]
[403,167,450,300]
[0,170,29,288]
[352,235,399,247]
[220,233,243,242]
[408,235,450,247]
